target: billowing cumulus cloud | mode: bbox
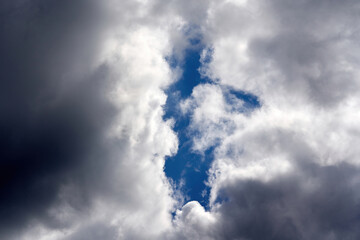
[1,0,180,239]
[2,0,360,239]
[173,0,360,239]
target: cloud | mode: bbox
[2,0,360,239]
[171,161,360,240]
[214,162,360,240]
[0,0,181,239]
[170,201,217,239]
[171,0,360,239]
[180,84,237,152]
[202,0,360,107]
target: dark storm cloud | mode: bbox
[213,162,360,240]
[0,0,117,238]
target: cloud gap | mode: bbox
[163,27,261,212]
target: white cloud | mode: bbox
[50,21,179,240]
[171,0,360,239]
[168,201,217,240]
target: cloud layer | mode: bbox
[1,0,360,239]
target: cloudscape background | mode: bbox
[1,0,360,239]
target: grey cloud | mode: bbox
[249,31,357,107]
[175,0,360,239]
[202,0,360,107]
[213,161,360,240]
[0,0,182,238]
[0,0,118,238]
[172,161,360,240]
[150,0,210,26]
[255,0,360,106]
[63,222,118,240]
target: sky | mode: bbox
[1,0,360,239]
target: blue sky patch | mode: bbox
[164,45,213,207]
[163,33,261,210]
